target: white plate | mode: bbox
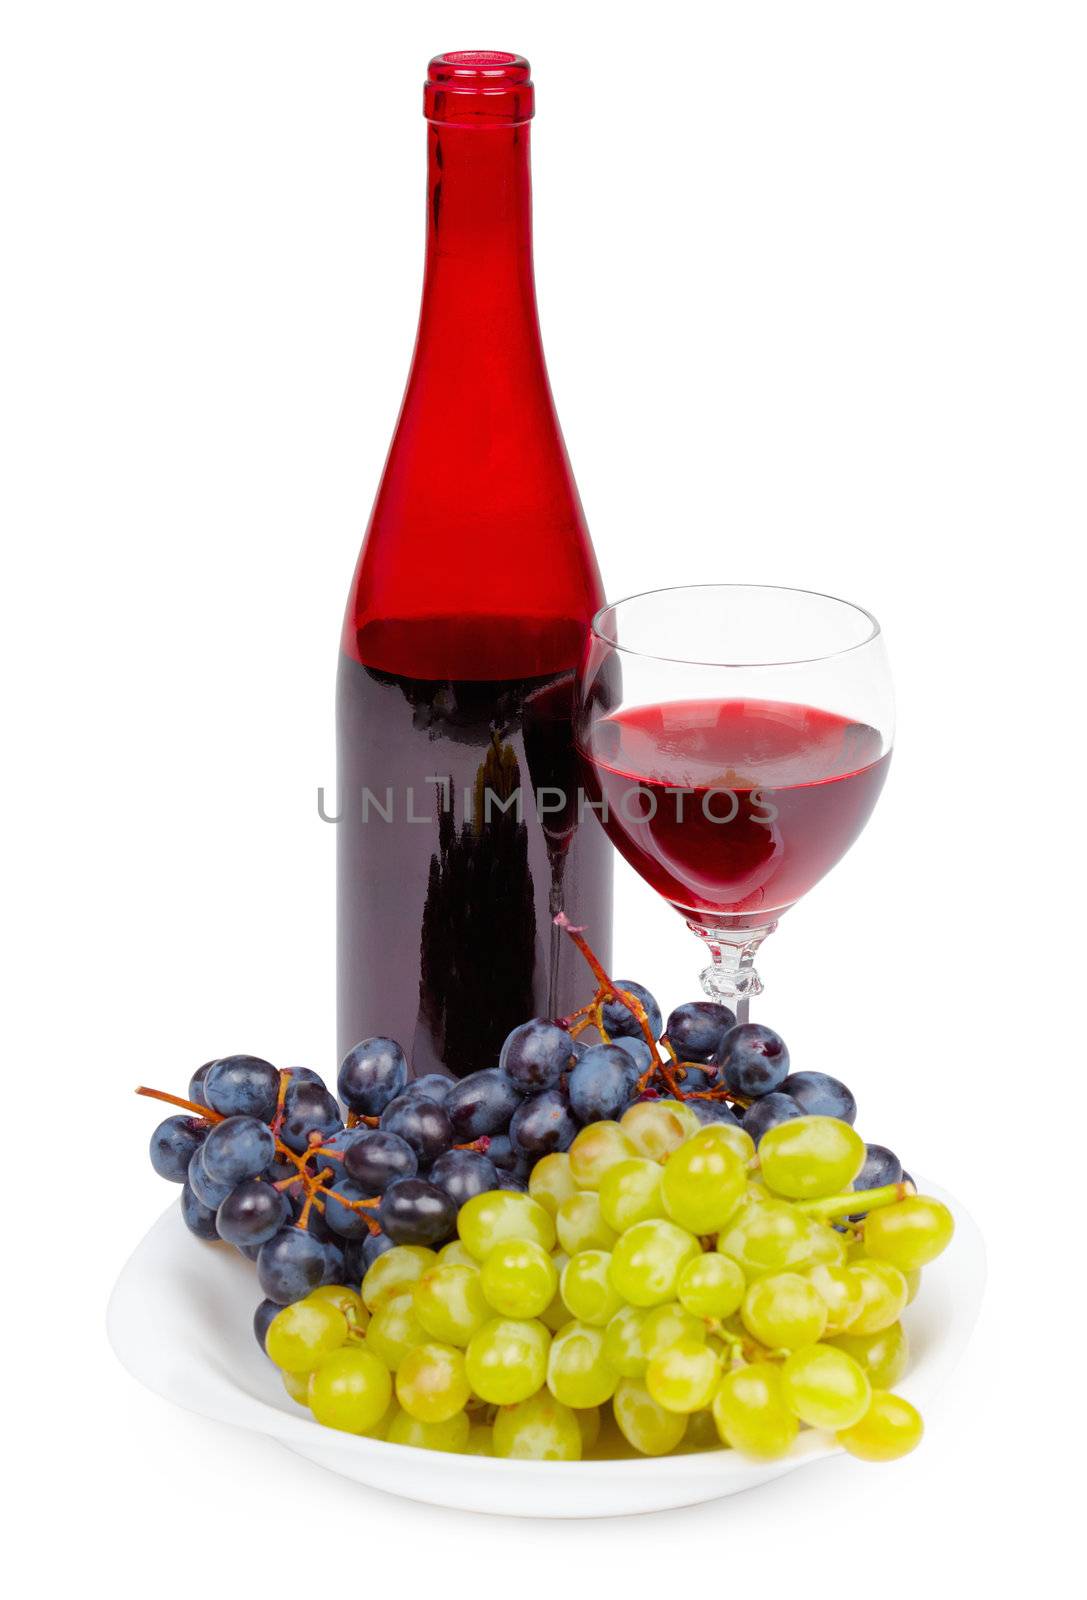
[107,1183,984,1517]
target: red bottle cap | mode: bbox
[424,51,534,125]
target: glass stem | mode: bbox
[688,921,777,1016]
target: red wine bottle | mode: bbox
[337,52,612,1074]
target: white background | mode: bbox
[2,0,1082,1591]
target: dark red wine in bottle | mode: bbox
[337,52,612,1075]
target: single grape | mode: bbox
[203,1055,280,1121]
[641,1302,707,1361]
[718,1198,823,1278]
[385,1405,470,1452]
[612,1036,654,1073]
[686,1098,743,1128]
[528,1151,579,1218]
[257,1227,329,1304]
[574,1405,601,1452]
[837,1389,924,1461]
[188,1061,215,1107]
[560,1251,623,1326]
[309,1283,368,1332]
[568,1121,638,1189]
[380,1094,454,1165]
[457,1190,556,1260]
[510,1088,579,1155]
[742,1092,804,1144]
[427,1148,498,1206]
[187,1146,233,1211]
[603,1305,651,1377]
[320,1238,346,1286]
[568,1044,639,1123]
[661,1134,746,1234]
[348,1229,395,1281]
[741,1272,828,1348]
[681,1407,720,1453]
[253,1296,280,1352]
[308,1346,392,1434]
[494,1170,530,1193]
[462,1426,494,1456]
[444,1068,523,1141]
[437,1239,478,1269]
[180,1182,219,1240]
[688,1120,756,1164]
[406,1074,454,1103]
[216,1177,290,1248]
[201,1115,275,1187]
[904,1268,921,1304]
[365,1288,430,1370]
[712,1364,799,1458]
[149,1115,207,1182]
[599,1158,666,1232]
[343,1130,418,1193]
[556,1192,618,1254]
[612,1377,688,1455]
[480,1238,558,1318]
[413,1263,490,1345]
[465,1317,551,1405]
[646,1339,720,1413]
[279,1080,344,1155]
[862,1196,954,1271]
[601,980,662,1041]
[620,1100,696,1161]
[664,1000,736,1062]
[828,1321,909,1388]
[395,1341,471,1423]
[281,1368,312,1405]
[849,1144,904,1219]
[715,1024,789,1099]
[846,1260,910,1334]
[378,1178,457,1247]
[492,1390,582,1460]
[266,1295,349,1372]
[781,1070,857,1124]
[677,1253,746,1320]
[759,1115,866,1199]
[547,1321,619,1408]
[361,1245,438,1311]
[805,1262,866,1334]
[487,1133,532,1176]
[608,1219,700,1307]
[781,1343,871,1429]
[286,1067,328,1087]
[337,1037,408,1116]
[316,1179,376,1242]
[499,1019,577,1094]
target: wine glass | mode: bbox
[574,584,894,1019]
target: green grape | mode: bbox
[480,1238,558,1319]
[458,1191,556,1259]
[574,1405,601,1452]
[386,1406,471,1453]
[804,1219,848,1267]
[758,1116,866,1199]
[529,1152,579,1217]
[465,1317,551,1404]
[612,1377,689,1455]
[492,1388,582,1460]
[741,1272,828,1349]
[395,1341,471,1423]
[281,1368,312,1405]
[646,1339,720,1414]
[661,1135,746,1234]
[862,1196,955,1272]
[413,1263,491,1346]
[364,1288,431,1371]
[599,1158,667,1232]
[308,1347,392,1435]
[568,1121,639,1189]
[904,1268,921,1304]
[437,1240,479,1269]
[680,1407,721,1452]
[620,1100,697,1162]
[266,1296,348,1373]
[677,1252,746,1319]
[828,1321,909,1388]
[718,1199,823,1279]
[603,1304,651,1377]
[780,1343,871,1429]
[846,1260,909,1335]
[361,1396,398,1439]
[608,1218,701,1306]
[805,1262,866,1334]
[540,1250,573,1332]
[560,1250,623,1326]
[556,1191,618,1254]
[712,1363,798,1458]
[547,1320,619,1407]
[308,1284,370,1333]
[641,1301,706,1360]
[361,1246,439,1312]
[461,1425,494,1456]
[837,1389,923,1461]
[687,1121,755,1165]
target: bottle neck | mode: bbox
[418,120,539,340]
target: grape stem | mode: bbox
[794,1180,915,1218]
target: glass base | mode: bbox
[688,920,778,1011]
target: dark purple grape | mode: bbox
[742,1091,804,1144]
[568,1044,637,1123]
[677,1065,719,1093]
[665,1001,737,1062]
[446,1069,522,1140]
[187,1146,232,1210]
[180,1182,218,1240]
[344,1129,419,1193]
[499,1019,577,1095]
[149,1115,207,1182]
[380,1094,453,1164]
[322,1179,380,1241]
[601,981,662,1041]
[612,1036,654,1073]
[428,1149,498,1205]
[337,1037,408,1116]
[687,1098,744,1128]
[405,1074,454,1103]
[715,1024,790,1099]
[485,1132,532,1177]
[494,1169,529,1193]
[188,1061,217,1108]
[257,1227,328,1304]
[279,1081,344,1154]
[849,1144,904,1219]
[510,1088,579,1154]
[321,1239,346,1285]
[216,1177,290,1247]
[204,1056,280,1121]
[254,1297,279,1352]
[378,1179,457,1247]
[202,1115,276,1186]
[781,1071,857,1124]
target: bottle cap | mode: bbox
[425,51,534,124]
